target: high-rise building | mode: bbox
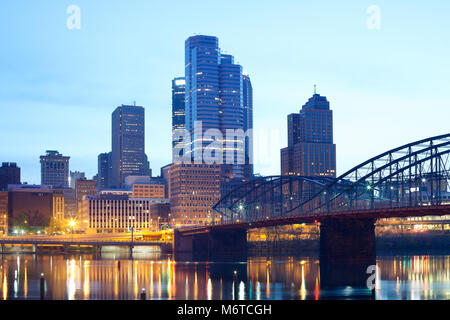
[184,35,248,179]
[40,150,70,188]
[172,77,186,162]
[69,171,85,189]
[243,74,254,179]
[281,89,336,177]
[0,162,20,191]
[111,104,151,188]
[97,152,112,189]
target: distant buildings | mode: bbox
[0,162,20,191]
[75,179,97,204]
[69,171,85,189]
[40,150,70,188]
[97,152,111,189]
[281,90,336,177]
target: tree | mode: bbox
[12,210,51,233]
[46,218,66,235]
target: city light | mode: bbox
[0,2,448,304]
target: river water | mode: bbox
[1,247,449,300]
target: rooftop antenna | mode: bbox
[133,101,136,106]
[314,84,317,95]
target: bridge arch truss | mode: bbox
[213,133,450,224]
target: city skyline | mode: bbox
[1,1,450,184]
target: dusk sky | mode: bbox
[1,0,449,184]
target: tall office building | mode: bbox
[110,104,151,188]
[243,74,254,179]
[184,35,248,179]
[172,77,186,162]
[281,89,336,177]
[40,150,70,188]
[0,162,20,191]
[97,152,111,189]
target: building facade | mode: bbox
[184,35,249,179]
[111,105,151,188]
[0,192,8,235]
[97,152,111,189]
[7,185,53,230]
[40,150,70,188]
[81,193,169,233]
[0,162,20,191]
[69,171,85,189]
[76,179,98,203]
[53,187,77,219]
[172,77,186,162]
[243,74,254,179]
[132,183,165,199]
[52,190,65,222]
[281,91,336,177]
[169,163,221,226]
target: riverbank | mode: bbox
[248,233,450,256]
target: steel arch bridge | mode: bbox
[213,133,450,225]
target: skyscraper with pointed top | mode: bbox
[281,87,336,177]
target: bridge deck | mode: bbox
[0,239,167,246]
[181,204,450,235]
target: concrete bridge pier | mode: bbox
[174,228,247,261]
[319,218,376,288]
[32,244,38,254]
[94,245,102,258]
[129,245,134,259]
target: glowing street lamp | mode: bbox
[68,219,76,242]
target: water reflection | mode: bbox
[1,250,450,300]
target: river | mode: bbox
[1,247,449,300]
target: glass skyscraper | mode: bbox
[243,74,254,178]
[184,35,250,179]
[281,90,336,177]
[110,104,151,188]
[172,77,186,162]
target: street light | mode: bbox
[68,219,76,242]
